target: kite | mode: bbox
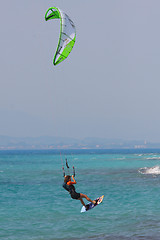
[45,7,76,65]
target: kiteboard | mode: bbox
[81,195,104,213]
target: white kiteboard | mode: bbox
[81,195,104,213]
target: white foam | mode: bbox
[138,165,160,175]
[146,157,160,160]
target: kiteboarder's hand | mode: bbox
[71,175,76,184]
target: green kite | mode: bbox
[45,7,76,66]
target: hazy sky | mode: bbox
[1,0,160,141]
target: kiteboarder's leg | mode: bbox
[79,197,86,207]
[79,193,96,205]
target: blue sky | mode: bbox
[1,0,160,141]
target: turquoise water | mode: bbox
[1,149,160,240]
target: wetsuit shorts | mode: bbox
[70,191,80,200]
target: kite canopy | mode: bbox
[45,7,76,66]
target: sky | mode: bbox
[1,0,160,142]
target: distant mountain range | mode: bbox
[0,135,160,150]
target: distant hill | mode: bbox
[0,135,160,150]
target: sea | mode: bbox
[1,149,160,240]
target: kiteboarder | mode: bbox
[63,174,97,209]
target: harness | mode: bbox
[62,182,70,192]
[62,182,75,194]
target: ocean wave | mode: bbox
[138,165,160,175]
[146,157,160,160]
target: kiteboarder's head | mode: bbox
[64,175,71,183]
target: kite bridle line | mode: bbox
[73,165,75,177]
[71,153,75,177]
[65,158,75,177]
[61,156,75,177]
[60,152,65,177]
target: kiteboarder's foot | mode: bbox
[85,205,89,211]
[93,200,98,206]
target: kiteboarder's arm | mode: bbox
[67,176,76,185]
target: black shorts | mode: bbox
[70,191,80,200]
